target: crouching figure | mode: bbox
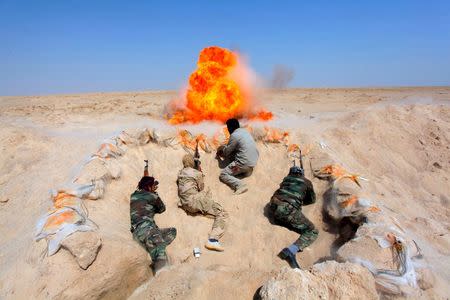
[177,154,228,252]
[130,176,176,275]
[216,118,259,195]
[269,166,318,269]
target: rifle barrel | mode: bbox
[299,149,304,169]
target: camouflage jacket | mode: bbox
[271,175,316,209]
[130,189,166,231]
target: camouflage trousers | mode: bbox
[270,199,318,250]
[180,189,228,240]
[133,222,177,262]
[219,161,253,191]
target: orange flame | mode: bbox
[340,195,359,208]
[368,206,380,212]
[177,130,212,152]
[168,46,273,124]
[320,164,347,178]
[287,144,300,153]
[263,127,289,144]
[211,126,230,148]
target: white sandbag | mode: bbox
[74,156,120,184]
[323,175,378,222]
[35,205,97,256]
[351,234,418,296]
[152,129,178,148]
[117,128,152,146]
[93,141,124,159]
[53,183,94,199]
[47,222,95,256]
[51,193,86,217]
[74,157,111,184]
[103,158,121,179]
[35,207,85,241]
[54,180,106,201]
[85,179,106,200]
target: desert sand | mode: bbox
[0,87,449,299]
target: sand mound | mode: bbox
[258,262,378,300]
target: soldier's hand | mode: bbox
[216,145,225,157]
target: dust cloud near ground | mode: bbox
[0,87,449,299]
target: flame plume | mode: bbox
[168,46,273,124]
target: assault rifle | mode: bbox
[299,149,304,172]
[194,141,202,172]
[292,149,304,170]
[144,160,149,176]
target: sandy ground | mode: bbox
[0,87,449,299]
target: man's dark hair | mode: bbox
[138,176,156,191]
[226,118,240,134]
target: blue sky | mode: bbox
[1,0,449,96]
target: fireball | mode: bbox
[168,46,273,124]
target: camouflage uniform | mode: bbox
[177,167,228,240]
[270,174,318,250]
[130,190,176,261]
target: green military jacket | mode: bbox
[130,189,166,231]
[272,174,316,209]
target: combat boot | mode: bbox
[205,239,225,252]
[152,258,168,275]
[279,247,301,269]
[234,184,248,195]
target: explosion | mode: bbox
[168,46,273,124]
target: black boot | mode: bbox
[278,248,301,269]
[152,258,168,275]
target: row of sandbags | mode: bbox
[34,129,150,258]
[34,126,295,259]
[310,151,424,296]
[176,125,292,153]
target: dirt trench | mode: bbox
[113,139,341,299]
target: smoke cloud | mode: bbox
[270,65,295,89]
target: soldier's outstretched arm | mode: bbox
[303,180,316,205]
[221,134,238,158]
[153,195,166,213]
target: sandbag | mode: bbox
[117,128,153,146]
[152,129,178,148]
[351,233,419,296]
[74,157,120,184]
[93,141,124,159]
[35,206,96,256]
[324,177,379,222]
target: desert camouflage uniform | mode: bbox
[130,190,176,261]
[177,167,228,240]
[270,174,318,250]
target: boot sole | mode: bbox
[205,244,225,252]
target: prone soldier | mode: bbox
[269,162,318,269]
[130,162,176,274]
